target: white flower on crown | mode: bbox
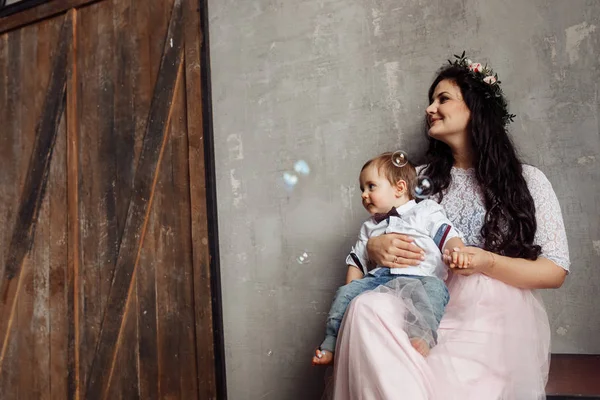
[469,62,483,73]
[483,75,497,85]
[466,59,473,66]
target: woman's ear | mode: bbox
[395,180,407,197]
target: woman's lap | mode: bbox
[332,274,550,400]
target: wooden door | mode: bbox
[0,0,220,398]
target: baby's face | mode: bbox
[359,166,398,214]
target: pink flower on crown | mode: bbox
[469,62,483,73]
[483,75,497,85]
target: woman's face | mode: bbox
[426,79,471,143]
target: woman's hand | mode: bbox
[366,234,425,269]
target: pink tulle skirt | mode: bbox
[331,273,550,400]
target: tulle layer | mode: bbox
[331,273,550,400]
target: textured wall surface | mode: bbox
[208,1,600,398]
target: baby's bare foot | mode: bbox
[312,348,334,365]
[410,338,430,357]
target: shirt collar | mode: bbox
[396,199,417,214]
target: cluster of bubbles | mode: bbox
[280,160,314,264]
[391,150,434,199]
[283,160,310,190]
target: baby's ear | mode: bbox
[395,180,407,195]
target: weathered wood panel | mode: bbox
[0,13,69,400]
[0,0,218,398]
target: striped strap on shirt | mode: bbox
[433,223,452,252]
[349,253,368,275]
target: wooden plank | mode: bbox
[153,132,182,399]
[134,6,159,395]
[0,25,22,400]
[14,24,32,400]
[0,0,101,34]
[65,8,79,400]
[136,212,158,400]
[133,5,160,395]
[0,17,8,283]
[153,62,198,399]
[93,2,118,371]
[546,354,600,396]
[23,18,50,400]
[49,105,69,400]
[170,80,200,399]
[111,0,137,240]
[75,2,102,393]
[183,0,219,397]
[41,14,71,399]
[107,0,141,397]
[105,294,140,400]
[0,12,72,379]
[84,1,184,397]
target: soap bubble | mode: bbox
[296,251,312,264]
[294,160,310,176]
[267,350,273,357]
[414,176,434,199]
[391,150,408,167]
[283,172,298,189]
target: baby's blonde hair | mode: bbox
[361,152,417,199]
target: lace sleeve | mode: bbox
[523,165,571,271]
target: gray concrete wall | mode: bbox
[207,1,600,398]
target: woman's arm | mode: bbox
[452,166,570,289]
[449,247,567,289]
[366,234,425,269]
[485,252,567,289]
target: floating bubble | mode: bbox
[414,176,434,199]
[267,350,273,357]
[296,251,312,264]
[283,172,298,189]
[294,160,310,176]
[391,150,408,167]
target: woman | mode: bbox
[331,55,570,399]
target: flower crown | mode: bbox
[448,51,516,125]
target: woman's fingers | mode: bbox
[390,237,424,256]
[382,255,418,268]
[368,234,426,268]
[375,235,423,268]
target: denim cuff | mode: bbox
[320,335,336,353]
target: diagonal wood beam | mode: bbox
[0,11,73,372]
[84,1,184,398]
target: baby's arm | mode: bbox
[422,200,469,269]
[345,221,371,275]
[345,265,364,284]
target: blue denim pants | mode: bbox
[320,269,449,353]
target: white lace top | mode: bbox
[433,165,570,271]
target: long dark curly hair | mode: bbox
[421,65,541,260]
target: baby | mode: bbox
[312,152,468,365]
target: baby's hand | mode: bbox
[449,247,472,269]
